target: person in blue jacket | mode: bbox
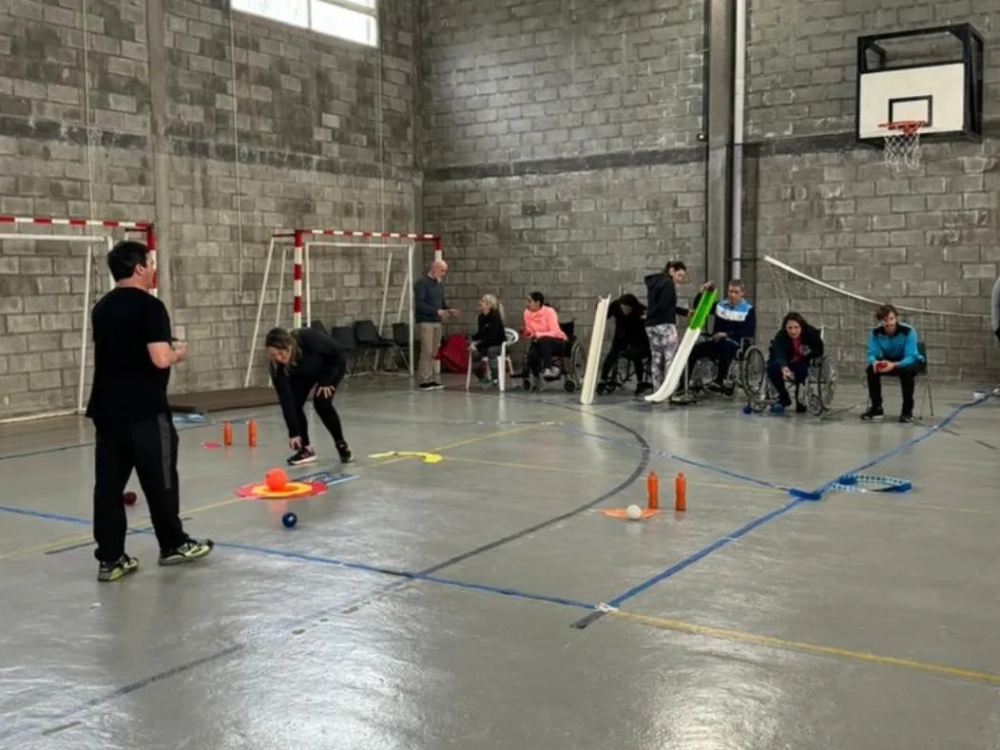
[861,303,924,424]
[686,278,756,393]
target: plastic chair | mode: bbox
[465,328,519,392]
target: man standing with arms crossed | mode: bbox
[86,240,213,582]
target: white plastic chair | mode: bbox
[466,328,519,392]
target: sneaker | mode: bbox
[770,403,786,415]
[336,441,354,463]
[899,412,914,424]
[420,381,444,391]
[795,401,808,414]
[159,539,214,566]
[287,446,317,466]
[861,407,884,421]
[98,554,138,582]
[542,367,560,379]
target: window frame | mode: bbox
[231,0,379,48]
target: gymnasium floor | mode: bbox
[1,375,998,750]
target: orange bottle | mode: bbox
[675,472,687,512]
[646,471,659,510]
[247,419,257,447]
[222,421,233,447]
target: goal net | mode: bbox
[757,255,992,381]
[245,229,442,388]
[0,217,157,422]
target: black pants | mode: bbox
[293,380,346,448]
[527,338,564,375]
[600,339,648,383]
[688,338,739,385]
[93,414,189,563]
[766,359,810,406]
[866,363,916,413]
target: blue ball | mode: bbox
[282,512,298,529]
[742,404,752,414]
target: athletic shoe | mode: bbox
[336,441,354,464]
[899,412,913,424]
[98,554,138,582]
[860,407,884,421]
[287,446,317,466]
[159,539,214,566]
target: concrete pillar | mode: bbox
[145,0,173,312]
[704,0,736,287]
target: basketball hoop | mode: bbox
[878,120,925,171]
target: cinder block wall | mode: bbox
[420,0,708,336]
[0,0,419,418]
[421,0,1000,382]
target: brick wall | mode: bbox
[0,0,418,418]
[744,1,1000,380]
[420,0,707,345]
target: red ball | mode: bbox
[265,468,288,491]
[123,491,137,506]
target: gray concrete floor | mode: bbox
[1,375,999,750]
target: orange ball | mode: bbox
[265,468,288,491]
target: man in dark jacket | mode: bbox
[414,260,458,391]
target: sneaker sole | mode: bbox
[288,456,317,466]
[159,544,214,566]
[98,563,138,582]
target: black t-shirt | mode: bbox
[85,287,173,423]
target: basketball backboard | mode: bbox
[856,24,984,145]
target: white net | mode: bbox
[880,121,924,172]
[755,255,992,381]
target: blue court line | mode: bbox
[558,424,785,491]
[572,393,991,629]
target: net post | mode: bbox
[145,224,158,298]
[433,236,442,262]
[304,236,313,326]
[246,235,277,388]
[292,229,304,329]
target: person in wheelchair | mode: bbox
[467,294,506,384]
[686,278,755,394]
[598,293,651,395]
[765,312,824,414]
[861,303,924,424]
[522,291,568,380]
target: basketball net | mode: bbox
[879,121,924,172]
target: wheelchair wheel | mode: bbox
[563,380,576,393]
[806,356,837,416]
[741,346,771,413]
[689,359,717,393]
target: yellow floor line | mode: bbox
[609,609,1000,686]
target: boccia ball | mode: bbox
[123,491,137,506]
[266,468,288,491]
[282,512,298,529]
[742,404,752,414]
[626,504,642,520]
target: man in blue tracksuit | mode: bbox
[686,279,756,392]
[862,303,924,423]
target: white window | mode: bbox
[232,0,378,48]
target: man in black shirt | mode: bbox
[86,240,213,582]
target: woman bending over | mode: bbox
[265,325,353,466]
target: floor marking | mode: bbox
[608,609,1000,687]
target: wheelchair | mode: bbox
[686,337,756,400]
[741,344,837,416]
[520,320,587,393]
[595,345,651,396]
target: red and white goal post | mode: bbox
[244,229,443,387]
[0,216,157,422]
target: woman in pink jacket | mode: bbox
[522,291,568,380]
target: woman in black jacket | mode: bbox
[468,294,506,382]
[644,261,690,389]
[765,311,825,413]
[265,325,353,466]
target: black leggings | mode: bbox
[293,381,346,448]
[527,338,564,375]
[601,339,648,383]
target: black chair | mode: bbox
[352,319,394,374]
[328,325,360,376]
[391,322,411,371]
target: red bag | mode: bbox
[437,334,470,373]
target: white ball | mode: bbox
[626,504,642,520]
